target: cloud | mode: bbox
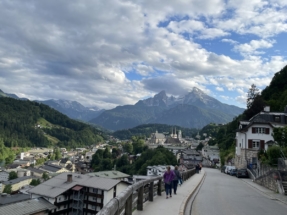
[234,39,275,56]
[0,0,286,110]
[221,39,238,45]
[216,87,224,91]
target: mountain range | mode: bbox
[90,87,244,130]
[0,88,244,131]
[0,89,104,122]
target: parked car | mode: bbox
[221,165,226,173]
[237,169,248,178]
[225,166,236,174]
[229,168,238,176]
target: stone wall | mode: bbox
[255,170,280,193]
[235,149,259,169]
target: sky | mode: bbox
[0,0,287,110]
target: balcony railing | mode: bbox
[97,168,195,215]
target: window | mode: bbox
[92,197,96,201]
[255,127,265,133]
[93,188,98,193]
[252,140,260,148]
[252,127,269,134]
[92,205,96,210]
[275,116,280,122]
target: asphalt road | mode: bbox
[191,168,287,215]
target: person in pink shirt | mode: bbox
[163,166,175,199]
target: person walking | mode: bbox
[196,163,199,173]
[172,165,181,194]
[163,166,174,199]
[199,162,202,173]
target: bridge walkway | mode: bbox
[133,170,205,215]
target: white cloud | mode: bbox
[216,87,224,91]
[221,39,238,44]
[0,0,286,110]
[234,39,275,56]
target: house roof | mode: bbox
[164,137,181,144]
[39,164,63,172]
[28,172,121,198]
[238,111,287,132]
[3,176,33,185]
[0,197,56,215]
[27,167,45,174]
[0,193,30,205]
[87,170,130,179]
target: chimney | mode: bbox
[67,174,72,182]
[263,106,270,112]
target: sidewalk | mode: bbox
[242,179,287,205]
[133,170,205,215]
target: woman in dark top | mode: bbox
[172,165,181,194]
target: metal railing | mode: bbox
[97,168,195,215]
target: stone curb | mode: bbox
[178,172,206,215]
[242,179,287,206]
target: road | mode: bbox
[191,168,287,215]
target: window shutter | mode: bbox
[260,140,265,150]
[252,127,255,133]
[266,128,270,134]
[248,139,252,148]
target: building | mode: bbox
[0,170,9,182]
[87,170,130,180]
[0,193,30,206]
[0,197,56,215]
[234,106,287,169]
[147,165,175,176]
[2,176,33,193]
[39,163,70,174]
[27,167,46,178]
[6,168,31,178]
[149,131,166,144]
[28,172,129,215]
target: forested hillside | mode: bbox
[0,97,105,149]
[208,65,287,164]
[113,123,198,140]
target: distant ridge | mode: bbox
[90,87,245,130]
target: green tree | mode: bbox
[30,178,41,186]
[103,147,112,159]
[122,142,133,154]
[273,126,287,147]
[8,171,18,180]
[196,142,204,151]
[247,84,260,109]
[42,172,49,181]
[101,158,113,170]
[54,148,62,160]
[266,145,281,165]
[116,154,129,168]
[3,184,12,194]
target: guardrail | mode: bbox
[97,168,196,215]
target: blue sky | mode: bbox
[0,0,286,109]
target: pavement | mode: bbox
[133,170,205,215]
[241,178,287,205]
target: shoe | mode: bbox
[170,195,172,198]
[174,193,177,195]
[166,196,169,199]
